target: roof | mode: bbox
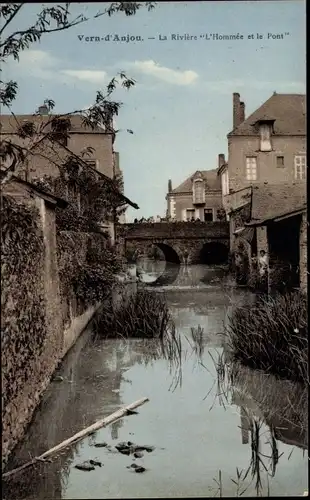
[171,169,221,193]
[228,93,306,136]
[4,176,69,209]
[0,115,139,210]
[251,183,306,221]
[0,113,111,134]
[246,204,307,226]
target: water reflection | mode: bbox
[3,265,307,499]
[136,259,230,288]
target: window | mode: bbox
[259,122,273,152]
[186,209,195,221]
[276,156,284,167]
[221,170,229,195]
[246,156,257,181]
[204,209,213,222]
[193,179,205,204]
[294,155,306,180]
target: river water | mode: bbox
[3,262,308,498]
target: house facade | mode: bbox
[166,166,224,222]
[1,105,135,236]
[219,92,307,290]
[219,92,306,222]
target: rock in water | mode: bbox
[135,466,146,473]
[94,442,108,448]
[115,441,132,454]
[118,448,131,455]
[134,451,144,458]
[89,460,102,467]
[75,461,95,471]
[133,445,155,453]
[127,463,139,469]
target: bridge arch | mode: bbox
[198,241,229,265]
[153,242,181,264]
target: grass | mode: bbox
[225,290,308,384]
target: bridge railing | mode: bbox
[116,221,229,239]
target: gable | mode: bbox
[171,169,221,193]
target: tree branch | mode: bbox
[0,4,24,36]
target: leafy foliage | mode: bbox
[57,231,123,307]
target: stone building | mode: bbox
[220,92,306,198]
[217,91,306,290]
[0,105,135,237]
[166,167,224,222]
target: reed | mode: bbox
[225,291,308,383]
[93,288,171,340]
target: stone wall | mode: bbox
[227,134,306,193]
[299,211,307,294]
[2,192,112,464]
[1,195,63,465]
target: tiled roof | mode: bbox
[171,169,221,193]
[228,93,306,136]
[251,183,307,221]
[0,113,109,134]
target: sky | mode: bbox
[3,1,306,221]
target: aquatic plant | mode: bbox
[93,288,172,340]
[224,291,308,383]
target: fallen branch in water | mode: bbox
[2,397,149,480]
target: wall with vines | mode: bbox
[1,195,61,463]
[56,229,123,331]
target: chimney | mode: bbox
[218,153,225,169]
[168,179,172,193]
[240,101,245,124]
[233,92,241,129]
[38,104,49,115]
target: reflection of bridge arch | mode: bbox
[138,242,181,286]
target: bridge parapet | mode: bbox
[116,221,229,239]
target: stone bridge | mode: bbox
[115,221,230,265]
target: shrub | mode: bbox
[225,291,308,383]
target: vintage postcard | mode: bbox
[1,1,307,498]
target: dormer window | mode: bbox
[257,119,275,152]
[193,178,205,204]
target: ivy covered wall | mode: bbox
[1,195,62,463]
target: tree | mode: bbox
[0,2,155,199]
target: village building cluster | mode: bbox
[166,91,307,292]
